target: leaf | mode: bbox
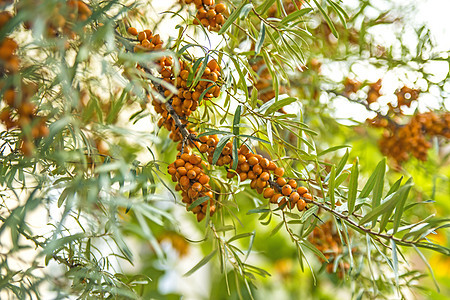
[188,196,210,211]
[239,4,253,20]
[212,135,232,164]
[184,249,217,276]
[247,208,271,215]
[255,22,266,55]
[336,149,349,175]
[347,158,359,215]
[301,239,329,262]
[267,121,273,145]
[233,105,242,136]
[312,0,339,38]
[358,192,397,226]
[413,245,440,292]
[280,8,313,25]
[218,1,247,35]
[257,0,276,14]
[228,231,254,243]
[270,221,284,236]
[359,158,385,198]
[328,165,336,209]
[317,145,350,157]
[392,178,413,234]
[386,176,403,197]
[265,97,297,115]
[391,240,399,287]
[370,159,386,226]
[232,138,239,170]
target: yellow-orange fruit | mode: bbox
[189,154,201,165]
[199,174,210,185]
[289,192,300,202]
[247,171,256,180]
[260,158,270,168]
[180,176,190,187]
[270,193,282,204]
[256,179,267,188]
[240,162,250,172]
[192,182,203,192]
[268,161,277,170]
[276,177,287,187]
[288,179,297,189]
[248,156,258,166]
[282,184,292,196]
[168,167,177,175]
[215,3,226,14]
[259,172,270,181]
[274,167,285,177]
[240,145,250,155]
[175,159,185,167]
[263,187,275,198]
[187,169,197,179]
[181,153,190,161]
[253,164,262,175]
[215,14,225,25]
[138,31,147,41]
[302,193,313,201]
[127,27,138,36]
[207,59,219,71]
[239,172,248,181]
[177,167,187,176]
[297,186,308,195]
[297,199,306,211]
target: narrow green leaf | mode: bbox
[232,138,239,170]
[233,105,242,136]
[336,149,349,175]
[280,8,313,25]
[317,145,350,157]
[228,232,254,243]
[413,245,440,292]
[386,176,403,197]
[257,0,276,14]
[255,22,266,55]
[358,192,397,226]
[212,135,232,164]
[184,249,217,276]
[218,1,247,34]
[239,4,253,20]
[391,240,399,287]
[247,208,271,215]
[188,196,210,211]
[359,158,386,198]
[312,0,339,38]
[265,97,297,115]
[347,158,359,214]
[328,165,336,209]
[392,178,413,234]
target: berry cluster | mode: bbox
[184,0,227,32]
[199,136,313,212]
[20,0,92,39]
[377,112,450,163]
[167,150,215,222]
[343,77,361,97]
[127,27,164,52]
[0,9,48,156]
[0,12,19,73]
[308,220,350,275]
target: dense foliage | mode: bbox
[1,0,449,299]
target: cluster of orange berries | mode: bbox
[378,112,450,163]
[127,27,164,52]
[167,150,215,222]
[20,0,92,39]
[268,0,303,17]
[198,135,313,212]
[0,12,19,73]
[183,0,227,32]
[309,220,349,275]
[366,79,382,104]
[0,8,48,156]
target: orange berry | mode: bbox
[199,174,210,185]
[282,184,292,196]
[289,192,300,203]
[138,31,147,41]
[240,163,250,172]
[168,167,177,175]
[181,153,191,161]
[268,161,277,170]
[270,193,281,204]
[302,193,313,201]
[260,158,270,168]
[297,199,306,211]
[274,167,285,177]
[239,172,248,181]
[276,177,286,187]
[215,3,226,14]
[192,182,203,192]
[297,186,308,195]
[180,176,190,187]
[247,171,256,180]
[256,179,267,188]
[187,169,197,179]
[189,154,202,165]
[288,179,297,189]
[253,164,262,175]
[177,167,187,176]
[248,156,258,166]
[175,159,185,167]
[263,187,275,199]
[259,172,270,181]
